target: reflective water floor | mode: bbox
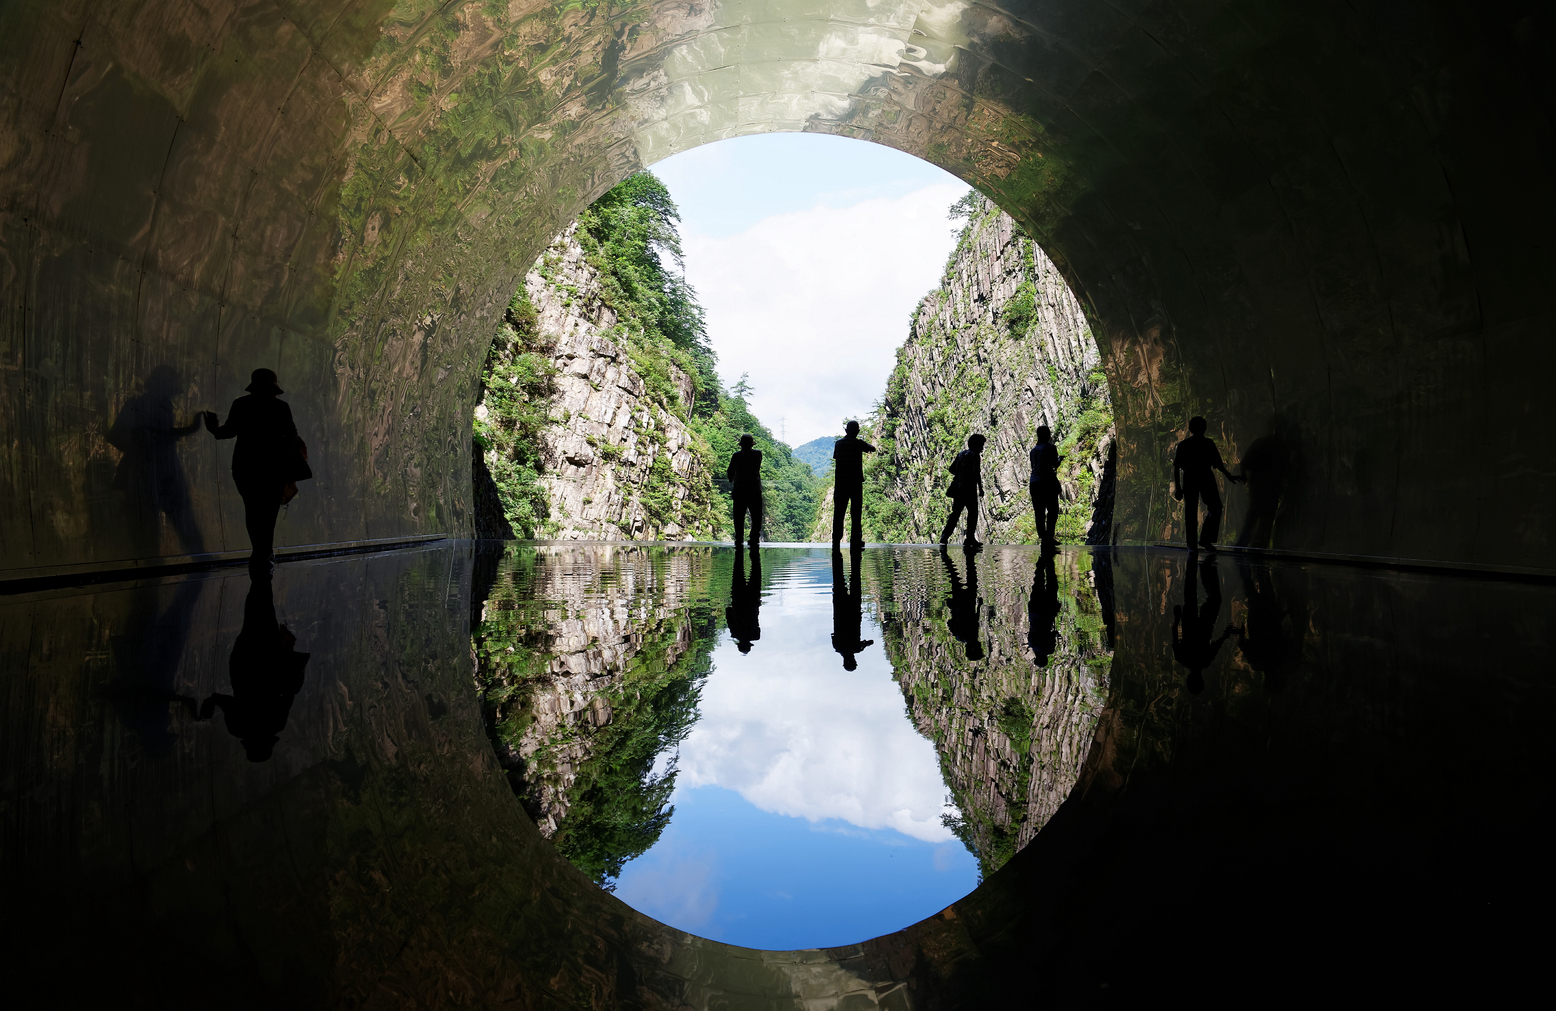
[473,545,1110,947]
[2,542,1552,1005]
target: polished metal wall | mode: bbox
[2,1,1553,577]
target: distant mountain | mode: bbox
[793,436,839,477]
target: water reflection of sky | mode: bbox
[613,553,979,949]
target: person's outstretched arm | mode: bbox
[1212,444,1243,483]
[861,440,876,453]
[204,403,239,439]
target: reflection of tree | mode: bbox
[472,544,726,890]
[549,644,712,888]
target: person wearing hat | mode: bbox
[204,368,311,576]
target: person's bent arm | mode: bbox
[861,441,876,453]
[205,408,237,440]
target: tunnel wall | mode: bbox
[2,0,1553,579]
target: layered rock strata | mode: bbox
[475,544,716,837]
[881,549,1112,877]
[476,225,720,540]
[851,196,1115,545]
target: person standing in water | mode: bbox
[831,420,875,548]
[1029,425,1063,551]
[1172,416,1242,553]
[727,433,763,548]
[205,369,310,577]
[939,433,987,550]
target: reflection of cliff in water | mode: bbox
[472,543,726,888]
[872,549,1112,880]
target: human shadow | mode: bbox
[105,577,204,758]
[831,546,874,670]
[1172,554,1240,695]
[1236,415,1302,549]
[199,577,310,762]
[940,545,984,662]
[1235,557,1307,694]
[725,546,762,654]
[1028,550,1061,668]
[106,365,205,555]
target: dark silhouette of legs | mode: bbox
[940,496,979,545]
[236,480,282,572]
[1183,482,1223,549]
[1030,483,1060,547]
[832,483,864,545]
[732,494,762,546]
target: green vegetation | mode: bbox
[473,544,729,889]
[474,288,558,537]
[479,170,821,541]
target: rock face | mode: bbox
[860,197,1116,545]
[879,549,1112,878]
[474,543,717,840]
[476,226,720,540]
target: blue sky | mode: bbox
[611,550,979,949]
[649,134,967,447]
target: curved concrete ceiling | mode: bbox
[2,1,1553,578]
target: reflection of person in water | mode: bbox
[107,365,205,555]
[1172,554,1240,694]
[204,368,311,576]
[940,546,984,662]
[831,546,874,670]
[1028,550,1061,667]
[106,578,204,757]
[1235,558,1305,694]
[725,547,762,653]
[200,578,310,762]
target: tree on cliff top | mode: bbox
[577,172,719,413]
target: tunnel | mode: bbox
[2,0,1554,1005]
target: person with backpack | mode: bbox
[204,368,311,577]
[1029,425,1063,551]
[939,433,987,550]
[1172,416,1243,552]
[726,433,763,548]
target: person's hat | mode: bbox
[245,368,283,394]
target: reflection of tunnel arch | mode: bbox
[3,2,1554,576]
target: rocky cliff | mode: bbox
[475,224,722,541]
[878,549,1112,878]
[836,195,1115,545]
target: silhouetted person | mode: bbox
[205,369,311,576]
[831,546,874,670]
[940,545,984,662]
[200,577,310,762]
[1028,550,1061,667]
[1172,554,1239,694]
[1029,425,1063,551]
[727,434,763,548]
[107,365,205,555]
[1235,416,1294,549]
[939,433,987,550]
[725,547,762,653]
[1172,416,1241,553]
[831,421,876,548]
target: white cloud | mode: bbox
[612,843,722,932]
[683,182,966,446]
[673,556,957,842]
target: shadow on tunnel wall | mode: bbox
[102,365,207,558]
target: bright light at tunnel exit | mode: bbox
[649,133,968,449]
